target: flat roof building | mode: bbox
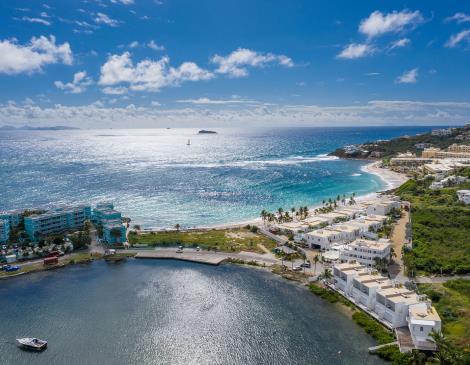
[24,205,92,241]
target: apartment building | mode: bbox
[339,238,391,267]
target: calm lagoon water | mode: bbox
[0,126,431,228]
[0,260,386,365]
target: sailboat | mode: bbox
[186,139,191,146]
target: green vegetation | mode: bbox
[374,346,413,365]
[308,283,354,307]
[351,311,395,344]
[396,171,470,275]
[128,227,277,254]
[418,279,470,348]
[330,125,469,159]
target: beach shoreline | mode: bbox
[147,160,408,231]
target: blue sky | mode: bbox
[0,0,469,128]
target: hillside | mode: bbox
[395,168,470,275]
[329,125,470,160]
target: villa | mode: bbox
[332,263,442,352]
[24,205,92,241]
[316,212,350,224]
[339,238,391,267]
[305,228,343,250]
[408,303,442,351]
[330,224,361,242]
[366,199,401,216]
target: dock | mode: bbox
[368,341,398,353]
[134,250,229,265]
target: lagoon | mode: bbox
[0,260,385,365]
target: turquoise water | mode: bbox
[0,127,430,227]
[0,260,386,365]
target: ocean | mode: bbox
[0,126,430,228]
[0,260,386,365]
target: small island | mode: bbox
[198,130,217,134]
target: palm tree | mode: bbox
[260,210,267,224]
[313,255,319,274]
[336,194,341,202]
[174,223,181,231]
[277,207,283,221]
[303,206,309,217]
[328,198,332,205]
[322,199,325,206]
[320,268,332,282]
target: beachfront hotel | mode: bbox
[0,210,21,228]
[332,263,441,352]
[0,219,10,243]
[339,238,391,267]
[366,199,401,216]
[92,202,127,245]
[24,205,92,241]
[422,144,470,159]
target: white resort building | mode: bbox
[457,190,470,204]
[332,263,441,352]
[339,238,391,267]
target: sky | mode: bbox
[0,0,470,128]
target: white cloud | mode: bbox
[54,71,93,94]
[94,12,120,27]
[336,43,374,59]
[1,99,469,129]
[445,13,470,24]
[99,52,214,92]
[129,41,139,48]
[111,0,134,4]
[176,97,256,105]
[396,68,418,84]
[359,10,424,38]
[390,38,410,49]
[40,12,50,18]
[366,72,381,76]
[445,29,470,48]
[0,35,72,75]
[19,16,51,26]
[211,48,294,77]
[148,40,165,51]
[102,86,128,95]
[151,101,161,106]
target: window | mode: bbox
[420,326,423,332]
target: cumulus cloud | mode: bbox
[0,35,72,75]
[94,12,120,27]
[148,40,165,51]
[98,52,214,92]
[337,43,374,59]
[211,48,294,77]
[396,68,418,84]
[390,38,410,49]
[359,10,424,38]
[1,99,469,129]
[54,71,93,93]
[445,13,470,24]
[445,29,470,48]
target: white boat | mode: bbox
[16,337,48,351]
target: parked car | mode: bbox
[176,248,183,253]
[300,262,311,268]
[2,264,20,272]
[292,266,302,272]
[196,246,201,251]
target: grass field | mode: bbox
[418,279,470,347]
[395,172,470,275]
[128,228,277,254]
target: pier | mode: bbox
[135,250,229,265]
